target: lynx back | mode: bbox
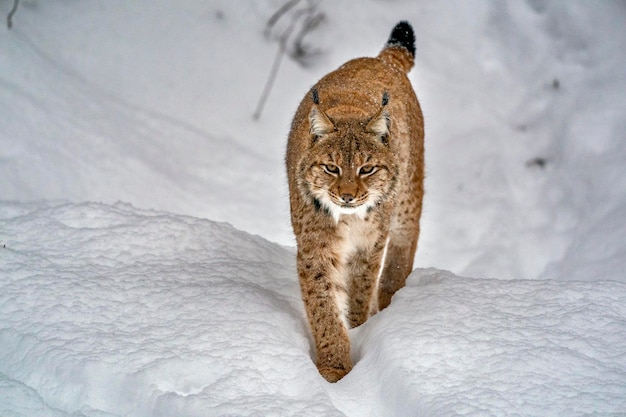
[286,21,424,382]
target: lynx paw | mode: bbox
[318,365,352,383]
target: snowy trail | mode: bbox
[2,1,626,281]
[1,0,626,415]
[1,201,625,416]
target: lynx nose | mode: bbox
[341,194,355,204]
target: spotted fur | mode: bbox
[286,21,424,382]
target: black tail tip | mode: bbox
[387,21,415,57]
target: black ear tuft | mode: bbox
[387,21,415,57]
[311,88,320,105]
[382,91,389,106]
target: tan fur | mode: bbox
[286,31,424,382]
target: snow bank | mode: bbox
[2,1,625,282]
[1,0,625,414]
[1,201,624,416]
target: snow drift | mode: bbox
[1,201,625,416]
[1,0,626,415]
[2,1,625,282]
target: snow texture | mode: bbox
[1,201,625,416]
[1,0,626,415]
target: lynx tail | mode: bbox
[379,21,415,73]
[386,21,415,57]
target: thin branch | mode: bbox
[253,13,299,120]
[254,0,322,120]
[291,10,324,61]
[253,41,286,120]
[265,0,301,36]
[7,0,19,30]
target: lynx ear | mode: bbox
[367,91,390,144]
[366,108,390,144]
[309,105,335,141]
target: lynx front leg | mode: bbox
[377,240,416,310]
[346,236,388,328]
[297,250,352,382]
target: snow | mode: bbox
[1,0,625,415]
[1,201,625,416]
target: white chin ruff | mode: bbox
[317,194,371,223]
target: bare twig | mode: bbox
[291,10,324,61]
[265,0,301,37]
[254,0,323,120]
[253,40,287,120]
[7,0,19,30]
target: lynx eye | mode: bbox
[358,165,377,176]
[321,164,341,176]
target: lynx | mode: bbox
[286,21,424,382]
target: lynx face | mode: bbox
[286,21,424,382]
[298,104,398,223]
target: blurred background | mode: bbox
[1,0,624,282]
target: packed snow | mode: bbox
[1,0,625,416]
